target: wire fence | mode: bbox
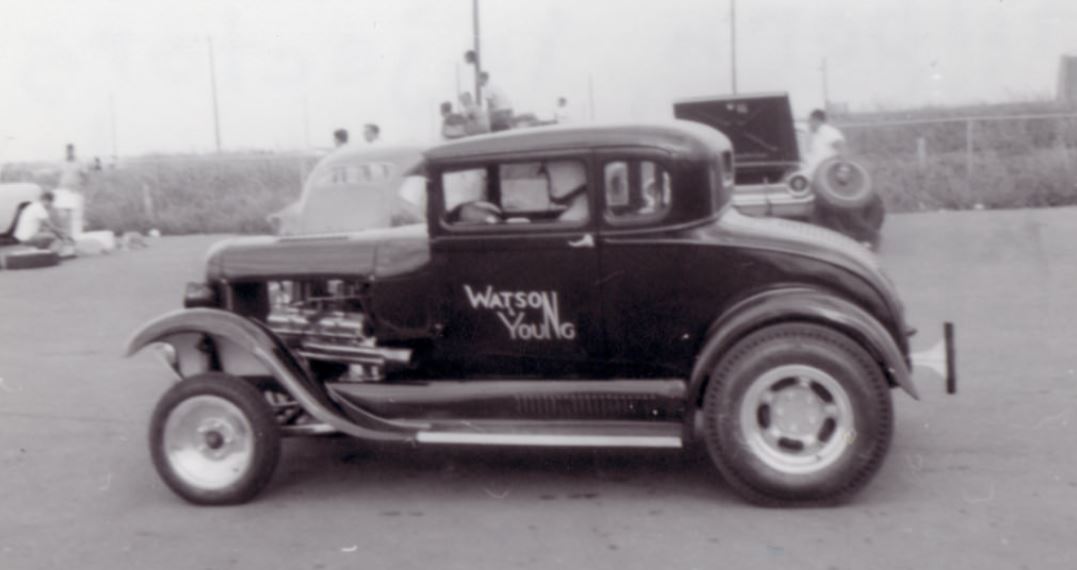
[836,113,1077,212]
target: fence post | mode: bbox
[916,137,927,170]
[965,119,974,201]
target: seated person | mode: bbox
[14,191,67,251]
[439,101,468,140]
[546,161,588,223]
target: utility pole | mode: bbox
[730,0,738,94]
[472,0,482,105]
[302,95,310,149]
[588,75,596,120]
[821,57,830,111]
[208,37,222,153]
[109,92,118,161]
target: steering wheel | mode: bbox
[447,200,503,225]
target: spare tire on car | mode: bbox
[812,158,874,210]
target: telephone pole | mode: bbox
[472,0,482,104]
[821,57,830,111]
[730,0,738,94]
[208,37,222,153]
[109,92,118,161]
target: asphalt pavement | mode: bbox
[1,208,1076,570]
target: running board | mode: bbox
[326,379,686,422]
[414,421,683,449]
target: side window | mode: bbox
[603,160,672,224]
[441,160,589,227]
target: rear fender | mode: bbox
[689,287,917,404]
[125,308,417,442]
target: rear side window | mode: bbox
[603,160,672,225]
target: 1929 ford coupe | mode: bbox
[127,122,948,506]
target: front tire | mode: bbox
[702,323,893,506]
[149,373,281,505]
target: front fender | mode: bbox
[126,308,418,442]
[689,287,917,403]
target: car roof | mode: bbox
[320,144,427,168]
[674,91,790,105]
[425,121,732,163]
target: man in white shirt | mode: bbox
[57,144,86,191]
[14,191,64,250]
[480,72,514,131]
[553,97,572,124]
[806,109,846,171]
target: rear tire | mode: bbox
[149,373,281,505]
[701,323,893,506]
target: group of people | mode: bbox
[440,71,572,141]
[12,143,85,253]
[332,123,381,148]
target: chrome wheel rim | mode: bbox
[739,364,854,475]
[163,395,254,491]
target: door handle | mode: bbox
[567,234,595,248]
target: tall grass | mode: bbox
[3,155,316,235]
[838,102,1077,212]
[4,101,1077,235]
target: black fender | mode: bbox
[688,287,917,404]
[125,308,420,442]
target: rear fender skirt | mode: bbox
[689,287,917,403]
[125,308,418,442]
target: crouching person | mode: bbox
[14,191,69,252]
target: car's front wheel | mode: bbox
[702,323,893,506]
[149,373,281,505]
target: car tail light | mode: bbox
[787,174,811,197]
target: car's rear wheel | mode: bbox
[149,373,280,505]
[701,323,893,506]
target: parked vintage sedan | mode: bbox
[267,145,427,235]
[127,122,951,506]
[674,93,885,245]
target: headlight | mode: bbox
[787,174,811,198]
[183,281,219,308]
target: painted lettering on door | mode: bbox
[463,284,577,341]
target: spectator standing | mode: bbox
[333,128,350,147]
[459,92,490,136]
[805,109,846,171]
[57,143,86,191]
[553,96,572,124]
[480,72,514,131]
[363,124,381,144]
[53,143,86,238]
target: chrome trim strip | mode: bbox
[416,432,682,448]
[281,423,338,437]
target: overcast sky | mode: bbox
[1,0,1075,161]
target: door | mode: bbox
[595,151,697,376]
[431,156,603,377]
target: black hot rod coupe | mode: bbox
[128,122,947,506]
